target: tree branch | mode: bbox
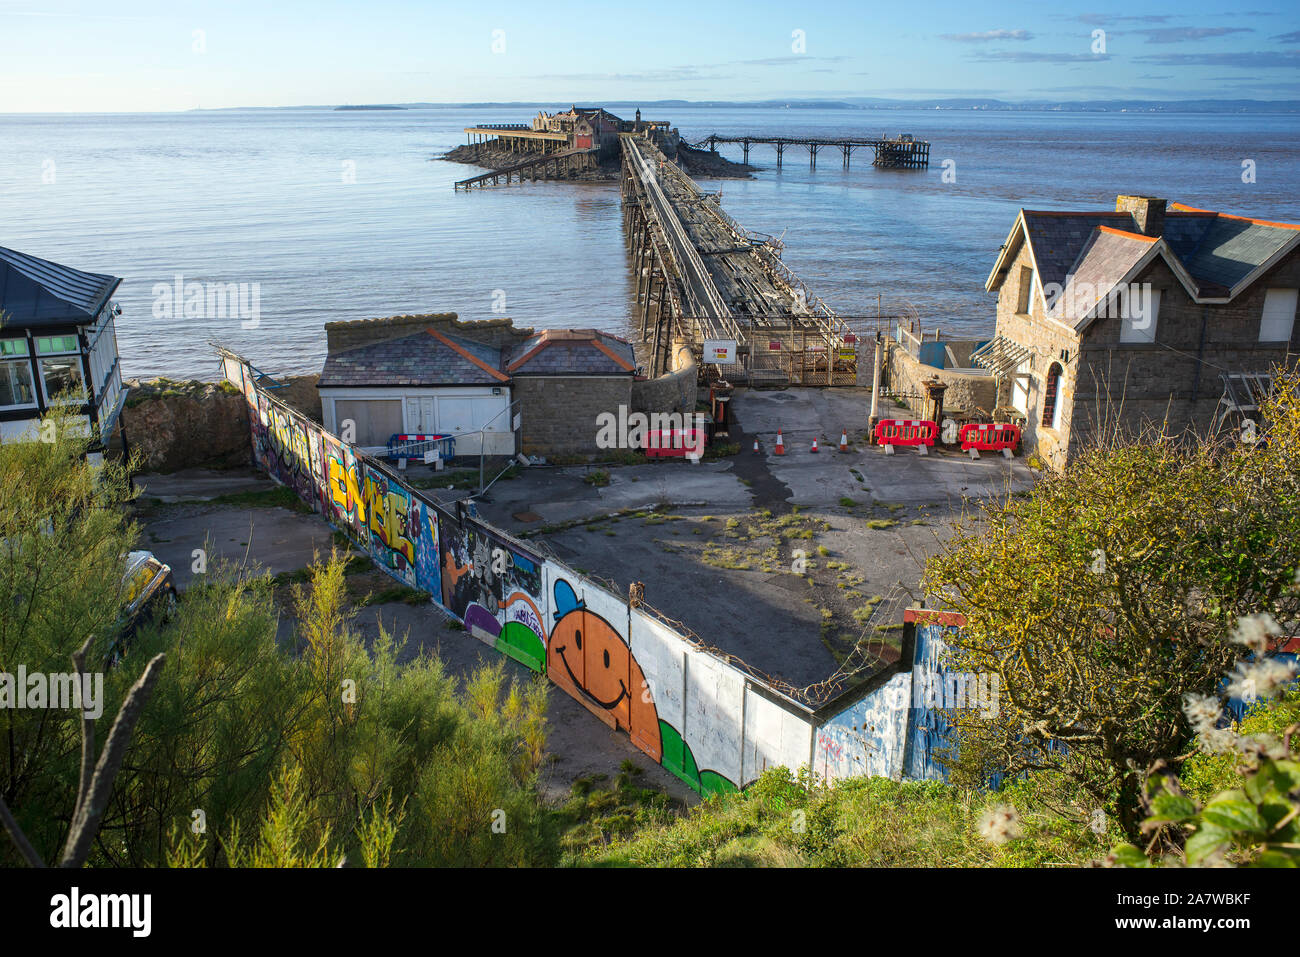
[58,653,166,868]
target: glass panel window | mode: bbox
[40,356,85,401]
[36,335,78,355]
[0,360,36,407]
[0,339,29,357]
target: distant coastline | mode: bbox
[184,96,1300,115]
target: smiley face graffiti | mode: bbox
[547,580,662,762]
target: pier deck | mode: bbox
[696,134,930,169]
[621,134,857,386]
[454,146,599,189]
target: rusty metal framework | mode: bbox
[621,133,871,386]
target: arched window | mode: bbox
[1041,363,1063,430]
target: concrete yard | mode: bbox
[130,384,1038,805]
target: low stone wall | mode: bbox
[121,374,320,473]
[883,337,996,416]
[631,341,697,415]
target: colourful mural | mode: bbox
[223,352,855,799]
[411,498,443,601]
[547,577,661,757]
[438,513,547,672]
[322,433,366,539]
[361,462,417,585]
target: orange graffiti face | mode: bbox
[547,610,661,761]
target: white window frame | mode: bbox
[1260,288,1298,343]
[34,334,86,405]
[0,338,38,410]
[1119,288,1160,344]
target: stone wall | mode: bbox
[121,380,251,472]
[514,376,634,456]
[630,341,698,415]
[121,373,321,473]
[882,338,997,416]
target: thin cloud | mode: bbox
[1131,26,1254,43]
[1136,50,1300,67]
[1074,14,1174,26]
[1275,31,1300,43]
[941,29,1033,43]
[969,51,1112,63]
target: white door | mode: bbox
[419,397,435,433]
[438,397,476,435]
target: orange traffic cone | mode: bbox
[839,430,849,452]
[752,437,760,453]
[775,430,785,455]
[811,438,820,453]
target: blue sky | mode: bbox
[1,0,1297,111]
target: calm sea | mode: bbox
[2,106,1298,380]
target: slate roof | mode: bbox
[0,246,121,329]
[319,328,508,387]
[506,329,636,376]
[989,201,1300,325]
[1049,227,1156,325]
[1168,205,1299,295]
[1021,211,1136,295]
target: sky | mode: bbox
[1,0,1298,112]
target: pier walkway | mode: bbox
[620,134,857,386]
[695,134,930,169]
[454,146,599,189]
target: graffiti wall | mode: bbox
[440,512,548,673]
[222,349,961,799]
[360,461,417,586]
[322,433,366,540]
[814,672,911,782]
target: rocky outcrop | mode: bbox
[121,374,320,473]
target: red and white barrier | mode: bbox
[959,422,1020,459]
[874,419,937,455]
[645,428,706,459]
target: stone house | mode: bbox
[982,195,1299,469]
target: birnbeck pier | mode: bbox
[696,133,930,170]
[621,133,860,387]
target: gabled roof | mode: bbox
[1048,227,1160,326]
[0,246,121,330]
[319,327,508,387]
[986,202,1300,326]
[506,329,636,376]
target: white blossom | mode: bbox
[977,803,1022,845]
[1196,727,1238,755]
[1230,613,1279,655]
[1182,692,1221,733]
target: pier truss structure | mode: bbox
[621,133,869,387]
[694,134,930,170]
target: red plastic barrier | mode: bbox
[644,428,706,459]
[959,422,1021,453]
[874,419,937,448]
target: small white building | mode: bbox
[318,323,514,455]
[0,246,127,458]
